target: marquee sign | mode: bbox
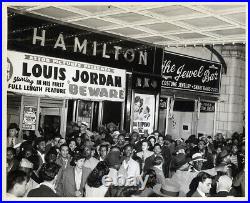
[162,51,222,95]
[7,51,126,102]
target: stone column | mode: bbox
[216,45,245,138]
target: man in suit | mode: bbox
[7,123,22,148]
[144,144,166,176]
[35,137,46,168]
[27,163,61,197]
[56,151,91,197]
[191,172,212,197]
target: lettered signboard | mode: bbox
[162,51,222,95]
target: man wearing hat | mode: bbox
[19,158,39,196]
[169,152,228,196]
[7,123,22,148]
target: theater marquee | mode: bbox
[7,51,126,102]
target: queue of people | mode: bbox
[6,121,245,198]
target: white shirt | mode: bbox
[136,150,154,161]
[197,188,207,197]
[37,151,45,163]
[74,168,83,191]
[83,157,99,170]
[85,184,108,197]
[119,158,140,180]
[107,168,118,186]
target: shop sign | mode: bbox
[7,51,126,102]
[132,73,161,92]
[8,9,162,75]
[162,51,222,94]
[22,106,37,130]
[200,102,215,112]
[159,98,168,110]
[132,93,155,134]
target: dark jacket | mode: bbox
[56,166,91,197]
[213,191,230,197]
[27,184,58,197]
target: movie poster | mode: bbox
[22,106,37,130]
[132,93,155,134]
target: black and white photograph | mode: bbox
[3,2,247,200]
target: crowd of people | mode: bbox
[6,121,245,198]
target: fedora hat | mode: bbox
[173,154,191,170]
[189,153,206,164]
[81,121,89,128]
[8,123,19,131]
[153,179,180,197]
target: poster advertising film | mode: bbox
[7,51,126,102]
[132,93,155,134]
[22,106,37,130]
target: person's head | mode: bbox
[35,138,46,154]
[191,153,206,171]
[141,140,150,151]
[158,135,165,146]
[83,145,92,159]
[148,136,156,147]
[99,144,109,159]
[218,133,223,140]
[7,147,15,162]
[131,132,139,143]
[105,151,122,170]
[153,131,160,141]
[207,136,213,143]
[198,140,206,151]
[118,134,125,146]
[153,143,162,155]
[76,136,82,145]
[216,175,233,193]
[7,170,27,197]
[231,144,238,155]
[71,152,85,169]
[60,144,69,159]
[59,138,66,147]
[69,139,76,151]
[113,134,119,144]
[80,122,88,134]
[53,136,61,148]
[124,144,133,158]
[216,145,223,154]
[110,146,121,153]
[8,123,19,138]
[87,161,110,188]
[107,122,116,133]
[45,149,58,163]
[39,163,60,185]
[143,169,157,188]
[196,172,212,194]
